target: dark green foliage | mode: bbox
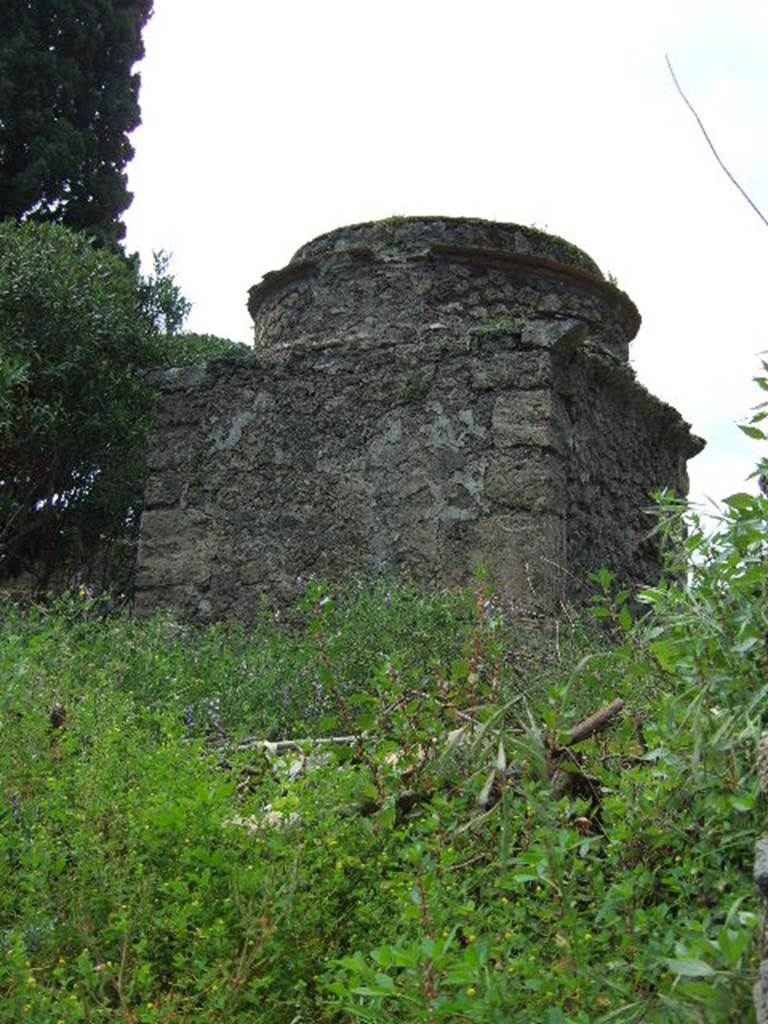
[160,332,252,367]
[0,221,246,591]
[0,0,153,249]
[136,250,191,337]
[0,220,158,586]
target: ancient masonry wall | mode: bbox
[135,217,703,624]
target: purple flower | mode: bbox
[184,705,195,728]
[204,697,222,734]
[10,792,20,819]
[385,591,392,609]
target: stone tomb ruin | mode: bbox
[135,217,703,623]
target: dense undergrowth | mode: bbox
[2,434,768,1022]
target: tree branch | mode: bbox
[665,54,768,229]
[565,698,624,747]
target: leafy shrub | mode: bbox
[159,331,251,366]
[0,221,158,587]
[0,224,247,594]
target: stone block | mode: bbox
[492,390,560,451]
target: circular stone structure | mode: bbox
[137,215,704,626]
[247,216,640,362]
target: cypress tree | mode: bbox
[0,0,153,249]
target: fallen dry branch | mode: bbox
[565,698,624,747]
[231,734,363,755]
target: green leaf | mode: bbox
[476,767,496,808]
[345,1005,391,1022]
[500,790,512,870]
[729,795,754,813]
[666,957,715,977]
[545,1011,569,1024]
[443,966,477,985]
[676,979,720,1003]
[389,945,421,969]
[451,659,470,683]
[650,639,679,673]
[338,951,369,974]
[724,492,756,510]
[370,946,395,969]
[738,424,766,440]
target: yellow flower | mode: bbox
[584,933,593,943]
[466,986,477,997]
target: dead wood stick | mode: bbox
[206,732,365,754]
[231,734,364,754]
[565,698,624,747]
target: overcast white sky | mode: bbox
[123,0,768,508]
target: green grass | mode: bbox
[0,519,764,1023]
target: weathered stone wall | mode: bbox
[135,217,703,624]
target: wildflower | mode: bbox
[466,986,477,997]
[10,792,20,819]
[204,697,223,735]
[385,591,392,608]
